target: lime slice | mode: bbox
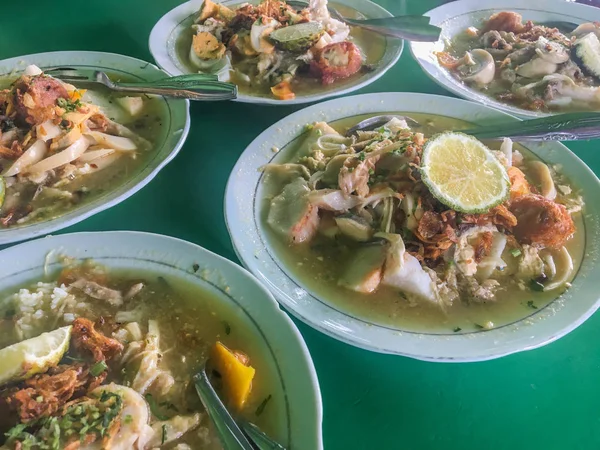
[0,177,5,208]
[0,325,72,385]
[269,22,324,52]
[420,132,510,213]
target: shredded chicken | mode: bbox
[71,317,124,362]
[70,279,123,306]
[0,363,105,424]
[510,194,575,249]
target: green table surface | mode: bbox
[2,1,600,449]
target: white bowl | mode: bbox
[224,92,600,362]
[149,0,403,105]
[409,0,600,118]
[0,230,322,448]
[0,51,190,245]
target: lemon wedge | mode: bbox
[421,132,510,213]
[0,325,72,385]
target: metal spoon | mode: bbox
[193,364,286,450]
[193,366,255,450]
[345,112,600,141]
[44,68,237,101]
[344,115,421,136]
[286,1,441,42]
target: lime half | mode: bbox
[421,132,510,213]
[269,22,324,52]
[0,325,72,385]
[0,177,5,209]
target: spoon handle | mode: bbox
[113,73,238,101]
[337,14,442,42]
[240,421,287,450]
[463,112,600,141]
[193,370,255,450]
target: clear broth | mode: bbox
[260,113,586,333]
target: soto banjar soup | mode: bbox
[0,65,164,228]
[261,114,584,333]
[436,11,600,113]
[183,0,386,100]
[0,261,276,449]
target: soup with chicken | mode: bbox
[437,11,600,112]
[261,113,585,333]
[0,65,164,228]
[179,0,386,100]
[0,261,277,449]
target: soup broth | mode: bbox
[260,113,585,333]
[0,263,282,449]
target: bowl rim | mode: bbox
[0,230,323,448]
[148,0,404,105]
[408,0,600,118]
[224,91,600,362]
[0,51,191,245]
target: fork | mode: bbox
[286,1,441,42]
[44,67,237,101]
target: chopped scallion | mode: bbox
[90,361,108,377]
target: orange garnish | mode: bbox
[270,81,295,100]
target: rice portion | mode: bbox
[3,282,90,340]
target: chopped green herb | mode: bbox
[398,292,407,300]
[4,390,122,448]
[161,424,168,445]
[123,414,133,424]
[316,129,323,136]
[223,320,231,335]
[304,124,314,132]
[35,396,44,402]
[357,152,366,161]
[453,327,462,333]
[145,394,169,420]
[529,279,545,292]
[510,248,522,257]
[527,300,538,309]
[368,168,375,176]
[4,308,15,318]
[255,394,272,416]
[192,263,200,272]
[474,323,484,329]
[90,361,108,377]
[56,97,82,113]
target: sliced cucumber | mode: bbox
[575,32,600,77]
[269,22,324,53]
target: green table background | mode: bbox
[2,1,600,449]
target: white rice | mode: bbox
[4,282,89,340]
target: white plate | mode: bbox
[149,0,403,105]
[0,230,322,449]
[409,0,600,118]
[224,92,600,362]
[0,51,190,245]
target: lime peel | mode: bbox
[420,132,510,214]
[0,325,72,385]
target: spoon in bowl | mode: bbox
[286,1,441,42]
[193,363,286,450]
[345,112,600,141]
